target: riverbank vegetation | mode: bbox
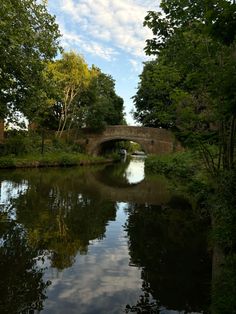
[0,130,106,168]
[0,152,106,169]
[134,0,236,312]
[0,0,125,163]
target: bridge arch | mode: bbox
[78,126,183,156]
[91,136,150,156]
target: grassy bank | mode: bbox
[0,152,109,169]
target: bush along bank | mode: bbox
[0,152,108,169]
[145,151,212,212]
[0,131,114,168]
[145,152,236,314]
[145,151,197,179]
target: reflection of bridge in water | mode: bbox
[85,172,171,205]
[0,162,171,206]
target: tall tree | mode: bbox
[82,67,124,130]
[44,61,124,133]
[134,0,236,172]
[143,0,236,55]
[133,61,181,128]
[45,52,90,137]
[0,0,61,123]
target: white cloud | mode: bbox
[52,0,159,60]
[61,26,118,61]
[129,59,143,73]
[47,0,160,125]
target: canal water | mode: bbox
[0,157,211,314]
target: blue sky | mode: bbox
[47,0,160,125]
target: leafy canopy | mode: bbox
[133,0,236,172]
[0,0,61,121]
[43,55,125,133]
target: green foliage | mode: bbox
[210,171,236,251]
[144,0,236,55]
[1,129,87,157]
[44,51,90,135]
[0,152,105,169]
[0,157,16,168]
[145,152,197,179]
[84,102,107,131]
[43,58,125,133]
[127,141,142,153]
[133,61,181,127]
[0,129,107,168]
[58,153,78,167]
[135,0,236,173]
[81,67,125,130]
[145,152,214,217]
[3,131,41,156]
[0,0,61,122]
[0,0,124,130]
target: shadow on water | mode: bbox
[0,158,212,313]
[124,199,211,313]
[0,221,50,314]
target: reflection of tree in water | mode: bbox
[125,196,211,313]
[0,220,50,314]
[125,285,160,313]
[10,169,117,270]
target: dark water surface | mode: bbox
[0,157,211,313]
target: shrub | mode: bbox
[145,152,196,179]
[3,131,41,156]
[59,154,77,166]
[0,157,16,168]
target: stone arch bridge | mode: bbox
[74,125,182,156]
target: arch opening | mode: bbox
[94,138,147,156]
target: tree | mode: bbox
[134,0,236,172]
[45,51,90,137]
[79,66,125,130]
[44,59,124,133]
[0,0,61,124]
[143,0,236,55]
[133,60,181,128]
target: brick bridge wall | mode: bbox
[75,125,183,155]
[0,123,183,155]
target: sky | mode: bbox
[47,0,160,125]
